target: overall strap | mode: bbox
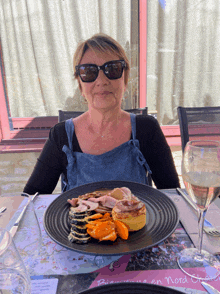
[65,118,75,151]
[130,113,136,140]
[129,113,152,177]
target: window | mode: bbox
[0,0,140,151]
[147,0,220,125]
[4,1,212,150]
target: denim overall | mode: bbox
[62,113,152,191]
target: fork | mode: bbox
[202,219,220,237]
[176,188,220,237]
[21,192,39,202]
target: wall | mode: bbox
[0,152,61,196]
[171,146,183,187]
[0,148,183,196]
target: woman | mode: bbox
[23,33,180,194]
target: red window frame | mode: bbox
[139,0,147,109]
[0,0,180,153]
[139,0,180,147]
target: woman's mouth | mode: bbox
[96,91,111,96]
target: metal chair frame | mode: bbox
[177,106,220,152]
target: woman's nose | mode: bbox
[95,69,110,84]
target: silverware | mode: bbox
[201,281,220,294]
[0,207,7,214]
[176,188,198,210]
[9,192,38,238]
[202,220,220,237]
[21,192,39,202]
[176,188,220,237]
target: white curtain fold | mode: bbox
[147,0,220,125]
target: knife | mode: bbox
[9,192,38,238]
[176,188,198,211]
[0,206,7,214]
[201,281,220,294]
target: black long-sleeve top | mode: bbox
[23,115,180,194]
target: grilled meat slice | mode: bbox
[78,192,103,200]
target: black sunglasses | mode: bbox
[75,60,126,83]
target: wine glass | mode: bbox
[0,228,31,293]
[178,140,220,280]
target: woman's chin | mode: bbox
[92,100,119,111]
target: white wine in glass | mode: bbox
[178,140,220,280]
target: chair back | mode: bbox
[177,106,220,152]
[58,110,84,122]
[124,107,148,115]
[58,107,148,122]
[58,107,151,190]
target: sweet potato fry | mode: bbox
[86,213,103,220]
[114,220,129,240]
[86,223,97,230]
[99,230,117,242]
[86,213,129,242]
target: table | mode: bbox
[1,189,220,294]
[0,194,24,229]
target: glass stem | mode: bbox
[197,209,207,254]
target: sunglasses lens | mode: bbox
[105,61,123,80]
[78,65,98,82]
[77,61,125,82]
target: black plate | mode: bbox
[44,181,179,255]
[78,282,184,293]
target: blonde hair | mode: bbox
[73,33,130,86]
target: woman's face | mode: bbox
[78,49,126,112]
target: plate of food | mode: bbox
[44,181,179,255]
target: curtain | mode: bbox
[147,0,220,125]
[0,0,138,117]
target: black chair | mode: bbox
[58,107,148,122]
[59,107,151,190]
[124,107,148,115]
[177,106,220,152]
[58,110,84,122]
